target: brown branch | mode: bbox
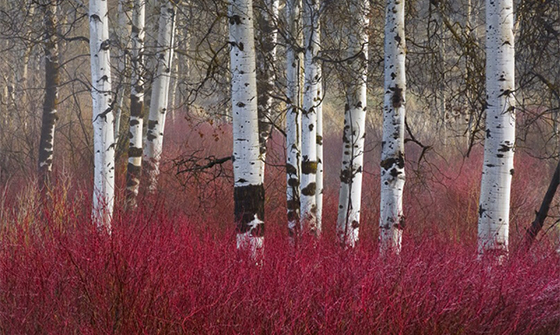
[404,118,432,164]
[176,154,232,175]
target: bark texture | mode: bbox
[286,0,303,240]
[90,0,115,231]
[38,0,59,190]
[337,0,369,248]
[114,0,132,142]
[300,0,321,235]
[477,0,515,256]
[144,0,177,192]
[316,96,323,231]
[380,0,406,253]
[126,0,146,208]
[229,0,265,256]
[256,0,279,182]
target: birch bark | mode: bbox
[126,0,146,208]
[38,0,59,190]
[300,0,321,235]
[379,0,406,253]
[316,96,323,232]
[90,0,115,231]
[168,9,185,123]
[478,0,515,257]
[144,0,177,192]
[337,0,369,248]
[286,0,303,239]
[465,0,477,149]
[229,0,265,256]
[114,0,132,142]
[256,0,279,182]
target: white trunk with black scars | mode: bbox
[286,0,303,239]
[144,0,177,193]
[126,0,146,208]
[229,0,265,255]
[256,0,279,182]
[380,0,406,253]
[337,0,369,248]
[316,98,323,232]
[114,0,132,141]
[300,0,321,235]
[90,0,115,232]
[478,0,515,256]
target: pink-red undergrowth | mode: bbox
[0,200,559,334]
[1,122,559,334]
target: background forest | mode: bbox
[0,0,560,333]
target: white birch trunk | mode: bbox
[316,101,323,232]
[379,0,406,253]
[286,0,303,239]
[114,0,132,141]
[437,49,447,147]
[337,0,369,248]
[90,0,115,232]
[256,0,279,183]
[17,44,32,111]
[144,0,177,193]
[168,23,183,123]
[144,1,160,94]
[478,0,515,257]
[229,0,265,256]
[465,0,475,149]
[434,5,447,146]
[168,56,179,123]
[300,0,321,235]
[169,6,188,122]
[126,0,146,208]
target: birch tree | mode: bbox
[114,0,132,142]
[286,0,303,239]
[13,1,34,130]
[38,0,59,190]
[477,0,515,257]
[168,6,186,123]
[229,0,265,255]
[337,0,369,248]
[255,0,279,182]
[430,1,448,146]
[90,0,115,231]
[300,0,321,235]
[126,0,146,208]
[144,0,177,192]
[379,0,406,253]
[464,0,479,148]
[316,93,323,230]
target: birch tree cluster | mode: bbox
[0,0,560,255]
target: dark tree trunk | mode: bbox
[523,158,560,250]
[38,0,59,191]
[234,184,265,237]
